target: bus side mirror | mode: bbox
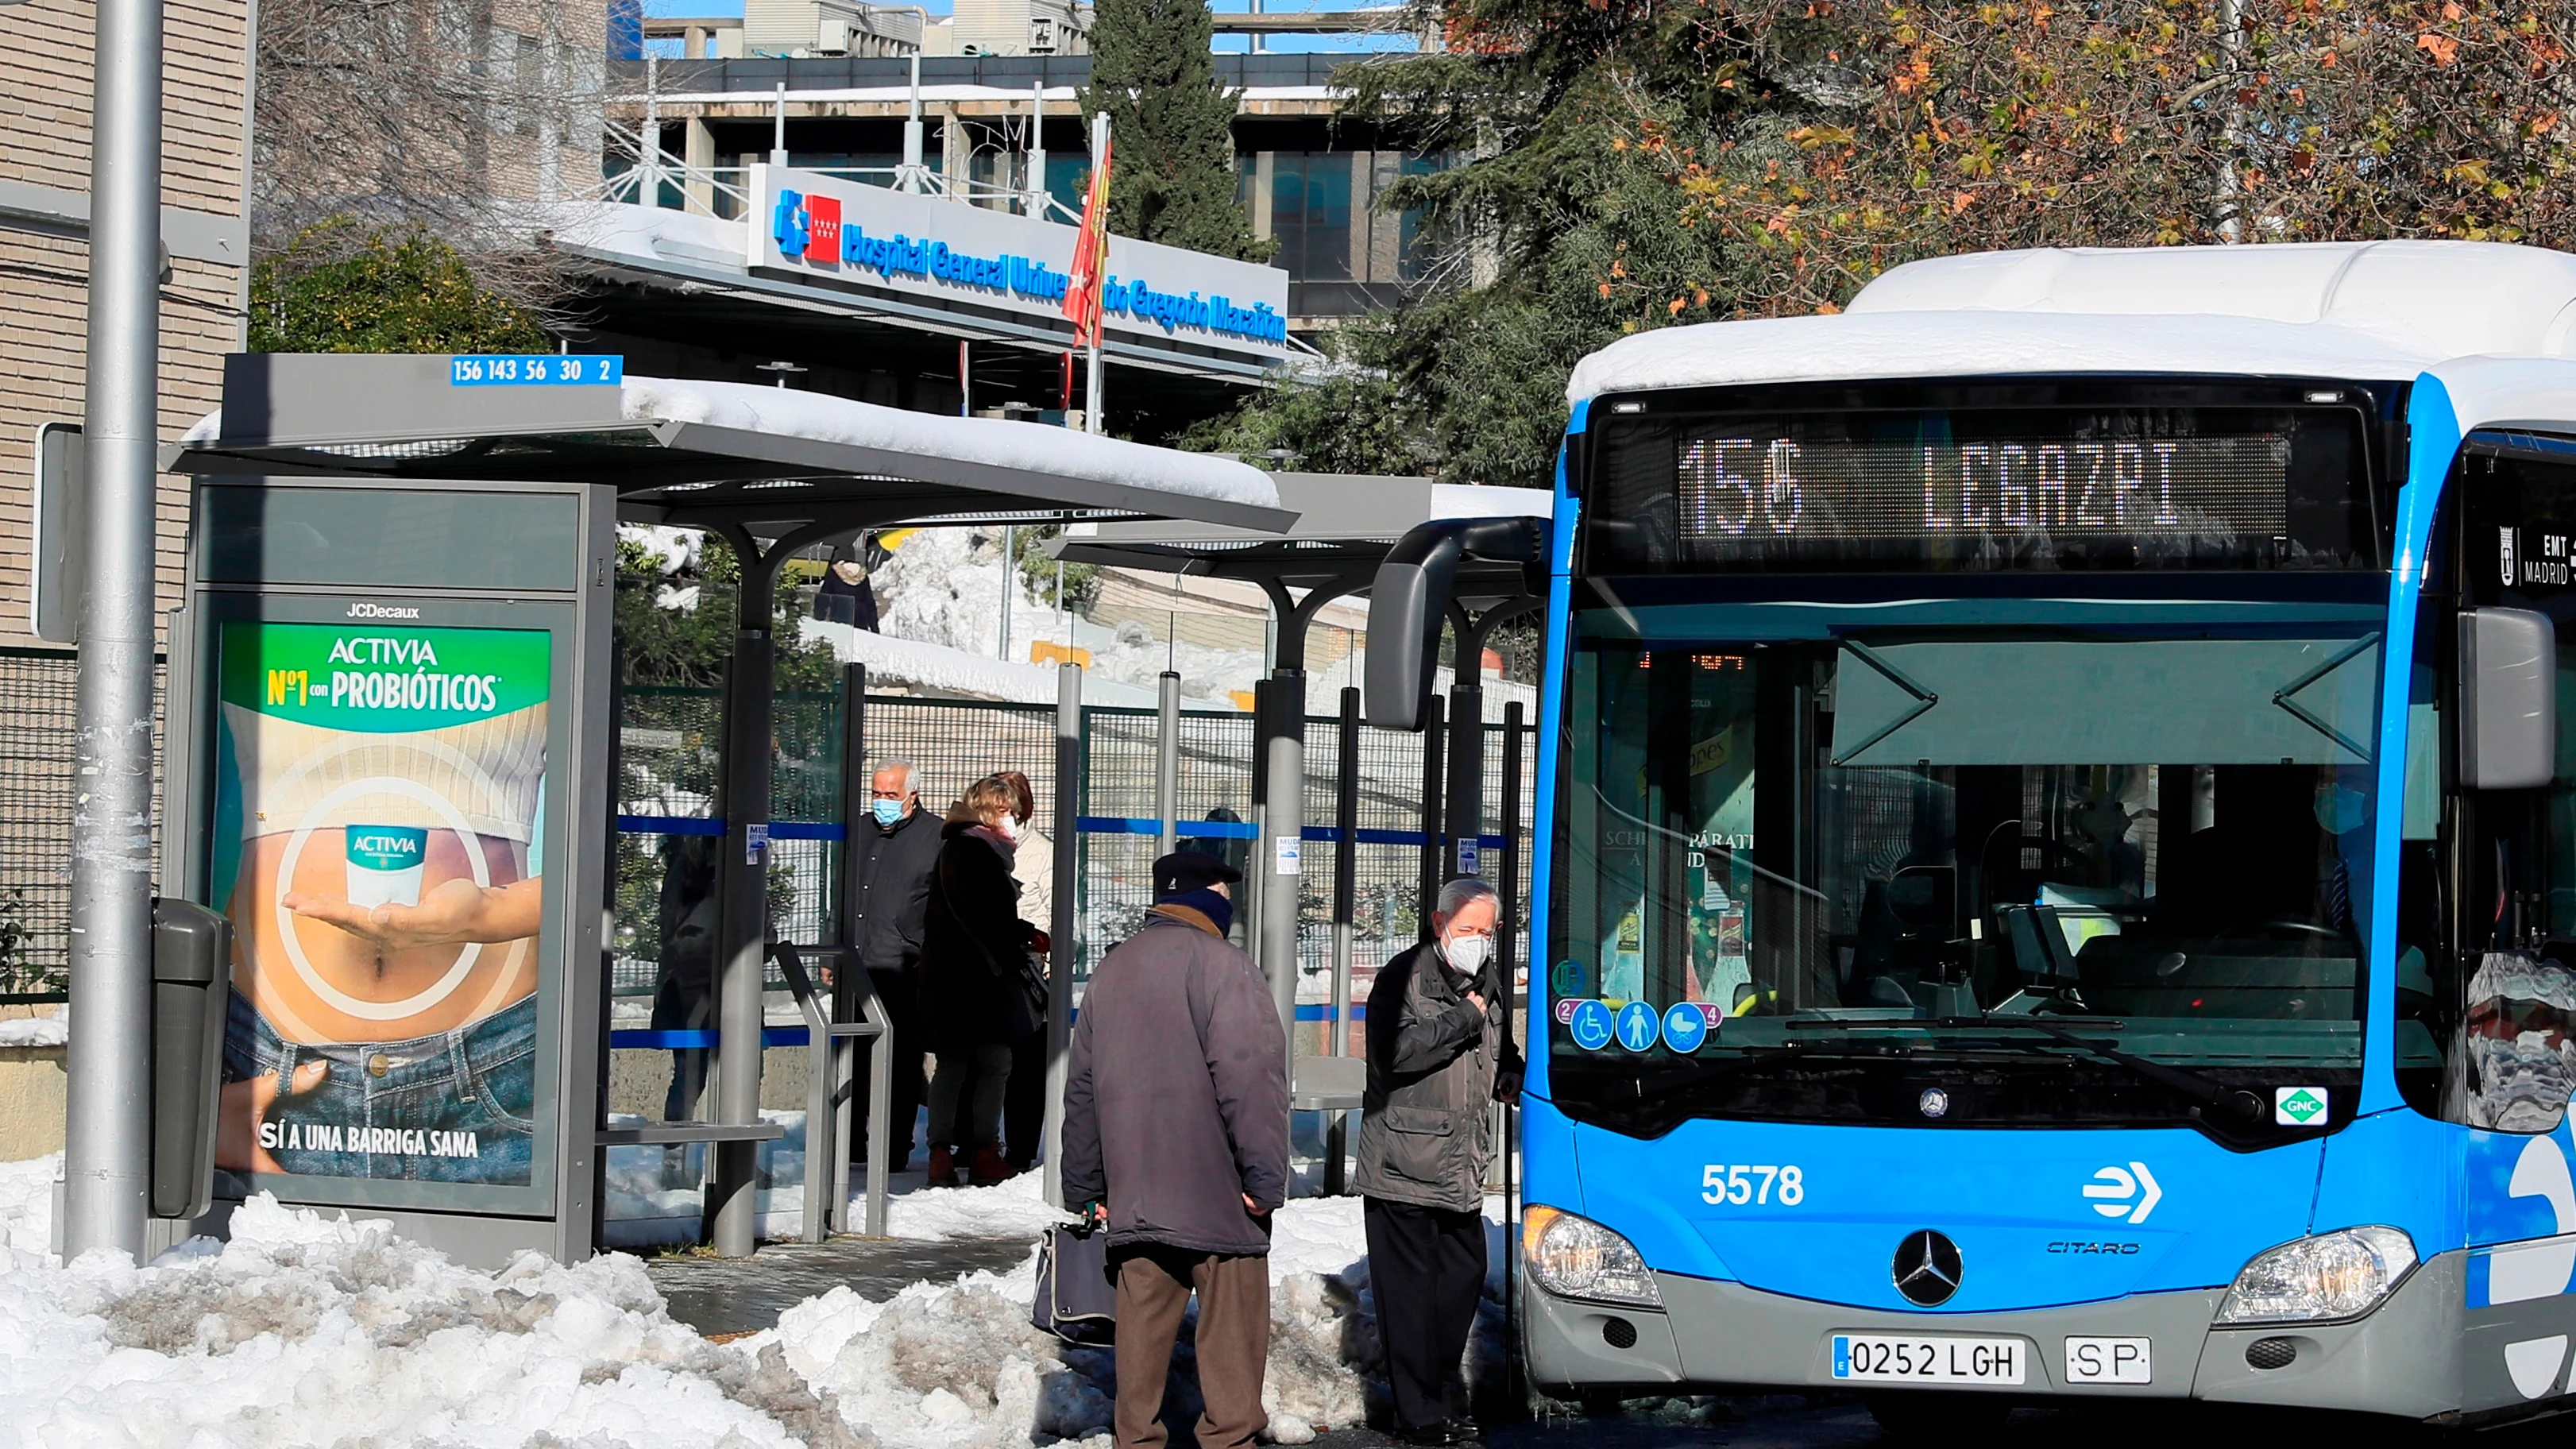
[1365,517,1547,732]
[2461,608,2558,790]
[150,898,232,1221]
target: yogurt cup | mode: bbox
[344,825,428,908]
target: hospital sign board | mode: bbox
[747,164,1292,363]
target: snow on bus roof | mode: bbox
[1567,240,2576,404]
[622,375,1284,512]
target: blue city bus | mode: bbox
[1369,242,2576,1430]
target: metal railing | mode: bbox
[596,118,1084,225]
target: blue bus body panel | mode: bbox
[1546,1109,2322,1312]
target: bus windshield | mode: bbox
[1547,613,2382,1135]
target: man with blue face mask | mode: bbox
[844,759,940,1171]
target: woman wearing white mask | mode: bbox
[1354,876,1524,1447]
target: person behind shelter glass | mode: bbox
[1355,876,1521,1447]
[1060,852,1289,1449]
[917,775,1041,1187]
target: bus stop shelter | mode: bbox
[166,353,1293,1262]
[1046,474,1547,1171]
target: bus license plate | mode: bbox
[1832,1334,2026,1385]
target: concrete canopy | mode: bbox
[172,355,1298,535]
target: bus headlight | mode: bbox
[2215,1227,2416,1324]
[1522,1204,1663,1308]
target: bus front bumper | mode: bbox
[1523,1254,2465,1416]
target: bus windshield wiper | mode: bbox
[1934,1016,2265,1121]
[1778,1014,2262,1120]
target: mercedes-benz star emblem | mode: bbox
[1918,1088,1950,1119]
[1893,1230,1964,1307]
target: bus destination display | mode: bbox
[1676,433,2291,551]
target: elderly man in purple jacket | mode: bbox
[1060,852,1290,1449]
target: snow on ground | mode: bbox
[754,1183,1508,1449]
[0,1153,54,1256]
[0,1005,67,1047]
[0,1163,863,1449]
[0,1151,1500,1449]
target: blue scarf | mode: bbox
[1158,887,1234,937]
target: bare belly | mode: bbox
[230,828,536,1043]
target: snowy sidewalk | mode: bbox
[0,1154,1504,1448]
[650,1233,1038,1339]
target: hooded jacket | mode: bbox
[1060,906,1291,1255]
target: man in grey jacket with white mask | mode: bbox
[1354,876,1522,1447]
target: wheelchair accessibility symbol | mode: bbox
[1568,999,1613,1052]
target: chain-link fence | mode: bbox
[0,649,82,989]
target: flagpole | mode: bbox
[1086,111,1110,435]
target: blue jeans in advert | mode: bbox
[223,989,537,1184]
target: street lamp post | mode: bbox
[64,0,168,1261]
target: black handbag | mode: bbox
[1031,1223,1118,1345]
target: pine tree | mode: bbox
[1079,0,1273,262]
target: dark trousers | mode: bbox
[844,968,924,1165]
[1112,1245,1270,1449]
[1004,1027,1046,1169]
[1364,1197,1486,1431]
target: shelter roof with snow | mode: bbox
[1047,472,1551,596]
[1566,241,2576,437]
[175,354,1295,535]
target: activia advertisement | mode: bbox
[210,620,552,1188]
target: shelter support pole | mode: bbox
[707,521,840,1256]
[1252,574,1369,1053]
[1258,670,1304,1053]
[711,536,777,1257]
[1330,686,1359,1057]
[1445,678,1482,881]
[64,0,164,1261]
[1042,663,1082,1208]
[1448,600,1539,890]
[837,663,872,1236]
[1417,694,1443,943]
[1156,671,1180,856]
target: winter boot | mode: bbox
[968,1144,1016,1186]
[925,1144,960,1188]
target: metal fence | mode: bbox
[0,652,1534,1010]
[609,682,1537,1015]
[0,649,82,987]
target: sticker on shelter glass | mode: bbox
[210,620,552,1188]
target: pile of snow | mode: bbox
[0,1150,1505,1449]
[0,1153,54,1256]
[0,1183,866,1449]
[756,1187,1508,1449]
[0,1005,68,1048]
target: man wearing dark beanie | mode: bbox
[1061,852,1289,1449]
